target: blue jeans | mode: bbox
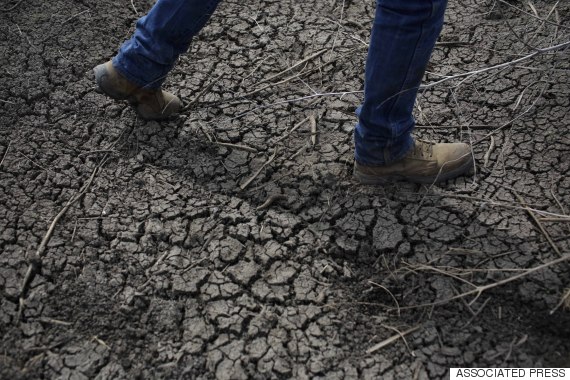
[113,0,446,166]
[113,0,222,89]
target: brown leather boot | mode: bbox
[94,61,182,120]
[354,139,473,184]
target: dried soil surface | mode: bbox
[1,0,570,379]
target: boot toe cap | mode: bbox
[163,92,182,113]
[136,91,182,120]
[436,143,472,168]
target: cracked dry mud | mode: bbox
[1,0,570,379]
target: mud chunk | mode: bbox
[167,218,188,244]
[341,362,359,380]
[183,299,214,344]
[431,353,447,365]
[210,237,244,264]
[146,299,183,333]
[283,305,321,332]
[265,210,302,231]
[426,361,447,378]
[463,351,475,364]
[309,355,328,374]
[60,368,89,380]
[246,338,270,360]
[266,261,298,285]
[335,209,375,238]
[226,260,260,285]
[94,363,126,380]
[62,342,109,378]
[257,241,288,265]
[441,346,461,357]
[247,312,273,338]
[0,227,16,244]
[223,149,249,171]
[228,223,251,243]
[257,348,278,374]
[287,330,311,359]
[208,339,247,380]
[206,300,246,333]
[0,299,16,325]
[20,321,44,337]
[293,271,321,302]
[216,358,248,380]
[201,271,241,300]
[430,277,454,301]
[335,235,359,255]
[251,279,290,302]
[373,209,404,251]
[0,267,21,299]
[172,267,210,296]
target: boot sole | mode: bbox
[354,157,474,185]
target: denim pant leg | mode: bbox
[113,0,222,89]
[354,0,447,166]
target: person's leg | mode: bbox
[94,0,222,120]
[113,0,222,89]
[355,0,447,165]
[353,0,473,184]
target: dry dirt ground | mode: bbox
[1,0,570,379]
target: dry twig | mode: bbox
[539,218,570,223]
[472,84,547,146]
[17,156,109,322]
[0,141,11,168]
[230,90,362,122]
[255,49,327,87]
[212,142,258,154]
[181,73,224,112]
[240,148,278,190]
[1,0,25,12]
[198,123,257,153]
[230,47,363,105]
[309,114,318,146]
[242,67,320,98]
[62,10,90,25]
[550,288,570,314]
[495,0,569,30]
[36,317,73,326]
[462,297,491,327]
[182,257,208,274]
[275,116,311,144]
[256,194,287,211]
[91,336,110,350]
[130,0,139,15]
[381,324,416,357]
[420,40,570,91]
[368,281,401,316]
[483,136,495,168]
[366,325,421,354]
[515,193,562,257]
[181,234,216,274]
[396,254,570,311]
